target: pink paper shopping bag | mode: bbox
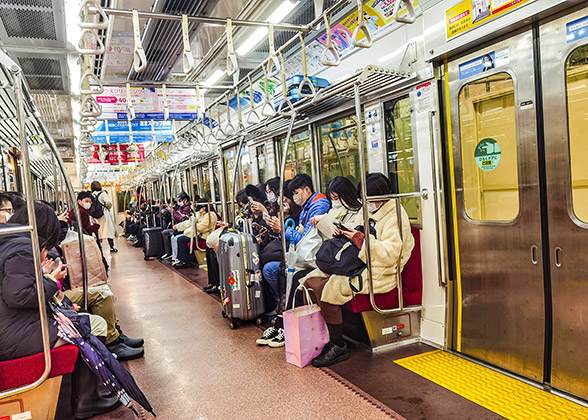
[283,285,330,368]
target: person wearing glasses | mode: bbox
[0,192,14,224]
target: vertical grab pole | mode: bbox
[278,114,297,258]
[3,69,53,396]
[231,135,246,223]
[23,83,89,310]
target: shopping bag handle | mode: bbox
[289,284,316,312]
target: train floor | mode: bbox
[96,240,513,420]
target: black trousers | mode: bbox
[177,235,196,263]
[206,247,219,287]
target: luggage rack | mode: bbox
[207,65,417,145]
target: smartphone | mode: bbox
[248,196,254,203]
[262,212,271,221]
[61,264,69,270]
[333,222,351,232]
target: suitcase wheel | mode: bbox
[255,317,263,325]
[144,256,150,261]
[229,318,239,330]
[221,311,227,319]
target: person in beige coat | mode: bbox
[91,181,117,253]
[305,173,415,368]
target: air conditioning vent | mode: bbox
[18,57,64,92]
[0,8,56,40]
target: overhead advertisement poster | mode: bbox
[96,87,202,120]
[88,144,146,165]
[446,0,537,40]
[93,120,174,144]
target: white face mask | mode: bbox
[331,200,342,209]
[2,213,12,222]
[267,192,277,203]
[367,202,378,213]
[83,202,92,210]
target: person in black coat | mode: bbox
[0,201,66,361]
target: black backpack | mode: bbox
[88,191,105,219]
[315,220,377,287]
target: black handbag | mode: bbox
[260,239,284,266]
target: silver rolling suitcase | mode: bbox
[218,230,265,329]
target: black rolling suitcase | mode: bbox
[143,227,164,260]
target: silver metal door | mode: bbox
[541,6,588,399]
[448,31,546,381]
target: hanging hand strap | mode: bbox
[261,65,276,117]
[235,86,246,134]
[226,18,239,77]
[182,14,195,74]
[246,74,261,124]
[79,68,104,95]
[298,33,316,99]
[80,95,102,117]
[351,0,373,48]
[194,85,201,122]
[321,12,340,67]
[224,92,236,135]
[278,52,295,117]
[77,28,106,55]
[126,83,135,121]
[267,23,281,78]
[162,84,170,121]
[132,9,147,73]
[78,0,109,29]
[216,103,226,138]
[393,0,417,24]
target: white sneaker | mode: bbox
[268,328,285,348]
[256,326,278,346]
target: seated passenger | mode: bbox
[0,192,14,223]
[174,200,218,270]
[257,175,329,348]
[161,193,192,258]
[303,173,415,367]
[310,176,362,239]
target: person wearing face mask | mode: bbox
[284,174,330,245]
[300,173,415,367]
[68,191,100,236]
[0,193,14,224]
[310,177,362,240]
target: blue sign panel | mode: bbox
[459,52,496,80]
[567,15,588,43]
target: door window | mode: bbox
[384,96,418,219]
[200,164,212,201]
[278,129,312,180]
[566,45,588,223]
[458,73,520,221]
[318,114,366,191]
[256,144,268,183]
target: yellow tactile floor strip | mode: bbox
[395,350,588,420]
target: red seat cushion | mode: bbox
[0,345,79,392]
[346,227,423,313]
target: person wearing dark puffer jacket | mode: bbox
[0,201,121,419]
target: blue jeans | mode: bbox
[171,234,184,260]
[263,261,281,298]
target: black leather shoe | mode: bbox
[109,248,118,253]
[119,333,144,348]
[173,262,190,269]
[203,284,216,291]
[205,285,219,294]
[311,342,350,367]
[106,339,144,361]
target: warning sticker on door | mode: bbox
[474,138,501,172]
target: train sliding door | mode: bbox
[447,30,546,381]
[541,5,588,400]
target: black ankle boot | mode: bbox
[71,357,121,419]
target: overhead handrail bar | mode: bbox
[278,114,298,259]
[181,14,195,74]
[78,0,109,29]
[226,18,239,78]
[321,12,340,67]
[94,7,310,32]
[132,9,147,73]
[246,74,261,124]
[393,0,417,24]
[267,23,280,79]
[77,28,106,55]
[351,0,373,48]
[353,81,421,315]
[277,53,295,117]
[298,33,316,98]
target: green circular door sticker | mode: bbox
[474,138,501,172]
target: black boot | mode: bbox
[115,325,144,348]
[106,338,144,361]
[71,357,121,419]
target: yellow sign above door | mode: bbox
[446,0,536,40]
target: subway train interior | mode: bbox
[3,0,588,419]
